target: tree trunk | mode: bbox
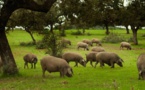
[59,22,64,36]
[82,28,85,34]
[50,24,53,33]
[0,29,18,75]
[132,29,138,45]
[131,26,139,45]
[105,23,110,35]
[29,32,36,44]
[58,22,62,32]
[125,25,130,34]
[25,28,36,44]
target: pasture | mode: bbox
[1,29,145,90]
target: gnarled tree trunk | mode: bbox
[0,28,18,75]
[131,25,139,45]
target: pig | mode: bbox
[137,53,145,80]
[40,55,73,77]
[95,52,123,68]
[62,52,86,67]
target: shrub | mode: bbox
[45,33,64,57]
[142,34,145,37]
[37,33,64,57]
[86,32,91,36]
[71,30,83,35]
[59,30,66,36]
[20,41,35,46]
[101,33,126,43]
[36,41,46,49]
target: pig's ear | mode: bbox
[67,68,73,75]
[120,59,124,62]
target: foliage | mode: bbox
[141,34,145,37]
[59,29,66,36]
[101,32,126,43]
[6,0,145,45]
[124,0,145,44]
[20,41,35,46]
[8,9,45,31]
[40,32,64,57]
[71,30,83,35]
[36,40,46,49]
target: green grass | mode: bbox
[1,29,145,90]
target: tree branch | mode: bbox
[17,0,56,13]
[0,0,56,28]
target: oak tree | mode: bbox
[0,0,56,75]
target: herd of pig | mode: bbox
[0,38,145,80]
[23,38,145,80]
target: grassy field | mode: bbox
[1,29,145,90]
